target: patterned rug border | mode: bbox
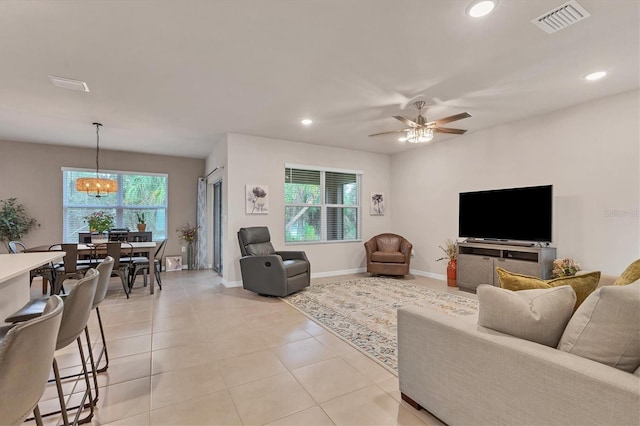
[281,277,479,376]
[280,292,400,376]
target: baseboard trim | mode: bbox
[221,279,242,288]
[410,269,445,281]
[311,268,366,278]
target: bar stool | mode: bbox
[52,269,99,425]
[5,259,115,406]
[0,295,64,425]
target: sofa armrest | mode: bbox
[398,306,640,426]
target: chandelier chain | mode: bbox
[95,123,100,176]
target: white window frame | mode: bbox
[285,163,362,245]
[62,167,168,243]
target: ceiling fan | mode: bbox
[369,100,471,143]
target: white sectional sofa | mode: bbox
[397,273,640,426]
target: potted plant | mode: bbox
[136,212,146,232]
[84,211,114,243]
[0,197,39,252]
[436,238,458,287]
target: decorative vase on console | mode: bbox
[436,239,458,287]
[447,259,457,287]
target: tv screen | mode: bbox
[459,185,552,243]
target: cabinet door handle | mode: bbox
[497,258,505,262]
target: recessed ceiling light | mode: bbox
[584,71,607,81]
[466,0,497,18]
[300,118,313,126]
[48,75,90,92]
[398,137,407,142]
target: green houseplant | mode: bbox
[0,197,39,252]
[136,212,146,232]
[84,211,114,234]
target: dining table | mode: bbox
[24,241,159,295]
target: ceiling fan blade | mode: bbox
[369,129,408,137]
[393,116,419,127]
[434,127,467,135]
[432,112,471,126]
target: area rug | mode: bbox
[282,277,479,374]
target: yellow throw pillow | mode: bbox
[614,259,640,286]
[496,267,600,310]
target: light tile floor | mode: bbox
[25,270,477,426]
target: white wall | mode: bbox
[223,133,392,284]
[391,90,640,277]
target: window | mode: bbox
[285,164,361,243]
[62,168,168,243]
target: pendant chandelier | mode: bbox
[75,122,118,197]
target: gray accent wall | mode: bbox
[0,140,205,260]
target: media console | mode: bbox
[456,240,556,293]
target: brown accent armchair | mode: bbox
[364,233,412,276]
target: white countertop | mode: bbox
[0,252,66,283]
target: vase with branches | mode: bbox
[177,223,200,270]
[436,239,458,287]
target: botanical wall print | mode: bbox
[371,192,385,215]
[246,185,269,214]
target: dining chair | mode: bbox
[8,240,56,294]
[95,242,137,298]
[50,243,92,295]
[129,238,166,291]
[0,295,64,426]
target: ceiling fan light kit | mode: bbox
[404,127,433,144]
[370,100,470,144]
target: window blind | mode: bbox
[284,165,361,243]
[62,168,168,243]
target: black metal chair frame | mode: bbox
[129,239,166,291]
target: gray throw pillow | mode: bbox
[558,280,640,372]
[477,284,576,347]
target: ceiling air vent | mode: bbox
[48,75,90,92]
[532,0,591,34]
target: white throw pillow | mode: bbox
[558,280,640,372]
[477,284,576,347]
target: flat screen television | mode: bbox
[458,185,552,243]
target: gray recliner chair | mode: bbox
[237,226,310,297]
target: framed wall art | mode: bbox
[246,184,269,214]
[165,256,183,271]
[370,192,385,216]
